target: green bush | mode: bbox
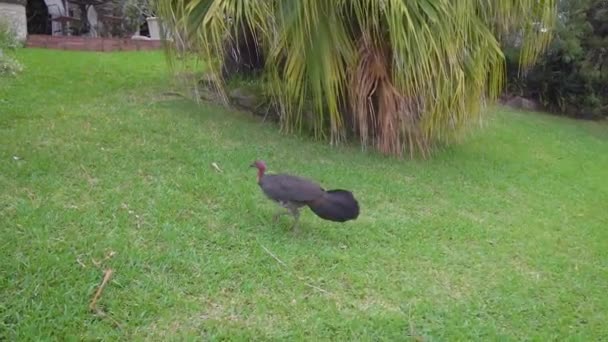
[505,0,607,119]
[0,17,19,50]
[0,53,23,77]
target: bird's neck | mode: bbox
[257,167,266,182]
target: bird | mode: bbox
[250,160,359,231]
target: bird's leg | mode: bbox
[272,208,290,222]
[290,208,301,234]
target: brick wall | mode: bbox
[0,2,27,42]
[25,35,164,52]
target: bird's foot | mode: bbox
[273,211,286,223]
[290,223,301,235]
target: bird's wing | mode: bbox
[260,174,325,202]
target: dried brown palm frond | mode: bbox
[349,36,427,158]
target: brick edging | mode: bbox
[25,34,164,52]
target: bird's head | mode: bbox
[250,160,266,181]
[249,160,267,171]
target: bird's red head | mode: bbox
[250,160,266,181]
[250,160,266,170]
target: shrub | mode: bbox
[505,0,607,119]
[0,52,23,77]
[0,18,23,77]
[0,17,19,50]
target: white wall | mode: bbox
[0,2,27,42]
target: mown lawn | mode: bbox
[1,49,607,341]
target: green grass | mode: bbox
[1,49,607,341]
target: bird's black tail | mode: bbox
[307,189,359,222]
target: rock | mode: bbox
[505,96,540,111]
[229,87,260,110]
[199,89,223,103]
[503,95,541,111]
[198,72,217,88]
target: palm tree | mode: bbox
[157,0,556,158]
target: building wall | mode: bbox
[0,2,27,42]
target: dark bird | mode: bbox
[250,160,359,231]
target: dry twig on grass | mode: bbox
[92,250,117,267]
[87,254,123,328]
[89,268,114,312]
